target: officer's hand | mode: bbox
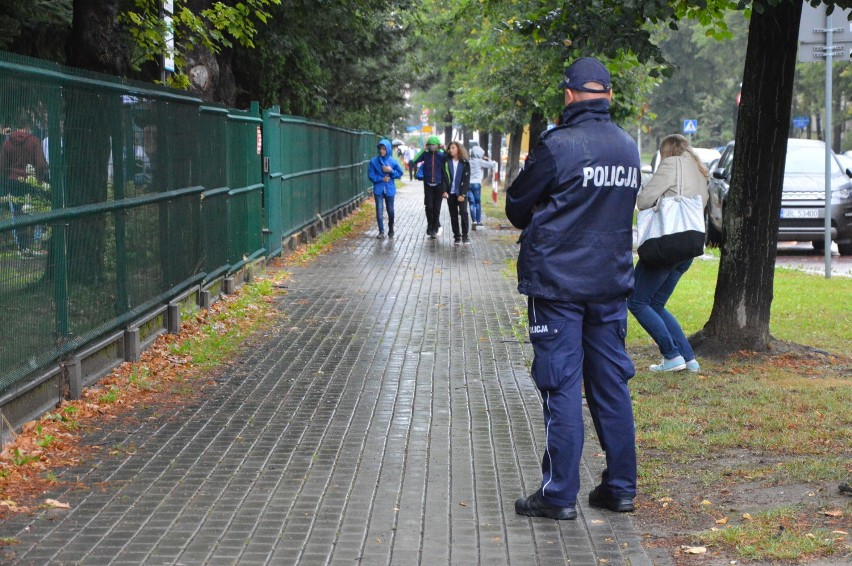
[457,195,465,202]
[442,192,448,199]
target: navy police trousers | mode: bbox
[527,296,637,507]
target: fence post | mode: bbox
[48,89,70,341]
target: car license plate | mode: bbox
[780,208,820,219]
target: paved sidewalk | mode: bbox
[0,179,666,565]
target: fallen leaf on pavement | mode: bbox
[44,499,70,509]
[681,546,707,554]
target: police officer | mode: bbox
[506,57,640,520]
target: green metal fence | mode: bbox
[263,107,373,256]
[0,52,373,400]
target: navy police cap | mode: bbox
[558,57,611,93]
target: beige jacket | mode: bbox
[637,154,709,211]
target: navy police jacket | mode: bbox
[505,99,640,302]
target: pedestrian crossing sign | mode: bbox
[682,119,698,134]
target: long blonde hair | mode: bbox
[659,134,709,178]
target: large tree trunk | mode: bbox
[66,0,127,75]
[505,124,524,187]
[697,0,803,355]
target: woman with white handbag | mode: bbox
[629,134,709,372]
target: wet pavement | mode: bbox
[0,178,665,565]
[775,242,852,277]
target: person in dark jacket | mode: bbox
[368,139,404,238]
[506,57,640,520]
[410,135,447,239]
[442,141,471,244]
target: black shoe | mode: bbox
[388,228,394,238]
[588,485,634,513]
[377,233,385,239]
[515,489,577,520]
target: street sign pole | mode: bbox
[798,2,851,277]
[824,11,833,278]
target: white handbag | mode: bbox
[636,157,705,267]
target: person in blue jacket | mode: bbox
[368,139,403,239]
[506,57,640,520]
[410,135,447,239]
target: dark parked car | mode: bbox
[706,138,852,255]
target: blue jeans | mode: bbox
[375,193,394,234]
[468,183,482,223]
[628,258,695,361]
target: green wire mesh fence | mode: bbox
[0,52,373,399]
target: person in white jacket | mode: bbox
[467,143,495,229]
[629,134,709,372]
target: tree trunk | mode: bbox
[478,131,489,151]
[63,0,126,284]
[480,131,492,186]
[489,130,502,188]
[698,0,803,355]
[66,0,127,75]
[443,122,453,146]
[528,110,547,149]
[505,124,524,188]
[443,89,454,145]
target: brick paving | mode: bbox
[0,179,667,565]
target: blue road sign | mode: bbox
[792,116,810,129]
[683,119,698,135]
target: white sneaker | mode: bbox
[436,226,443,236]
